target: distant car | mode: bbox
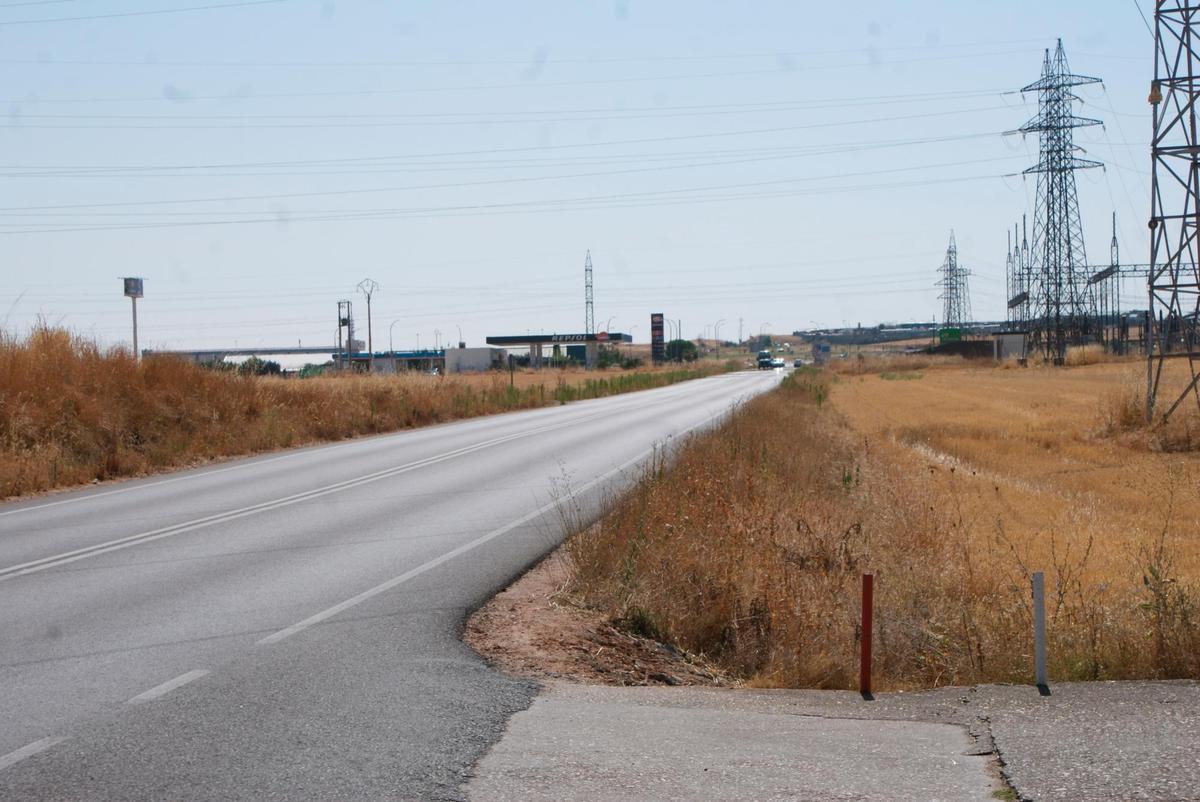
[793,358,803,368]
[771,358,785,369]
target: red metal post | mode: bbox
[860,573,873,696]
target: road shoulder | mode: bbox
[466,683,996,802]
[464,547,1200,802]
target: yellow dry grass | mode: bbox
[567,360,1200,690]
[0,326,732,499]
[832,359,1200,603]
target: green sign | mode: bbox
[938,327,962,344]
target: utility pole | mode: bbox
[357,278,379,373]
[584,250,595,335]
[738,317,744,346]
[337,299,353,371]
[122,278,144,362]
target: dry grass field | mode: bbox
[0,326,732,499]
[567,357,1200,690]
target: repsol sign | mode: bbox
[550,334,589,342]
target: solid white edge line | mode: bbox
[0,737,68,772]
[126,669,210,704]
[256,410,727,647]
[0,405,621,582]
[0,371,733,519]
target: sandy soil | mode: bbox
[464,549,729,687]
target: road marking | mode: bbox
[258,413,723,646]
[0,406,624,583]
[0,737,68,772]
[127,669,209,704]
[0,371,744,521]
[0,438,365,520]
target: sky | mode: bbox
[0,0,1156,353]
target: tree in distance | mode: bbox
[665,339,698,362]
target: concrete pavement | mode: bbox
[467,684,996,801]
[468,681,1200,801]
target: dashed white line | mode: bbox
[0,737,68,772]
[257,414,721,646]
[127,669,210,704]
[0,375,701,520]
[0,407,619,583]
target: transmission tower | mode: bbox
[584,250,595,335]
[1021,214,1030,323]
[1088,213,1121,350]
[1007,216,1033,330]
[1147,4,1200,422]
[938,231,972,329]
[1019,39,1102,364]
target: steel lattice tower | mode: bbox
[1006,216,1033,329]
[1020,40,1103,364]
[1005,227,1015,322]
[1147,3,1200,422]
[938,231,972,329]
[584,250,595,335]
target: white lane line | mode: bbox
[0,408,618,583]
[257,413,724,646]
[0,373,704,520]
[0,737,68,772]
[126,669,209,704]
[0,438,365,520]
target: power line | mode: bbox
[0,39,1049,67]
[1131,0,1154,36]
[0,0,291,25]
[0,0,82,7]
[0,172,1006,235]
[3,49,1037,104]
[0,130,1004,177]
[0,152,1024,215]
[10,90,1009,124]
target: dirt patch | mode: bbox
[464,549,730,687]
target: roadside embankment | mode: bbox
[481,361,1198,691]
[0,326,734,499]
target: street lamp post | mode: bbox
[605,316,616,332]
[434,329,441,350]
[389,319,402,354]
[456,324,463,348]
[714,319,726,358]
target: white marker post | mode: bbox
[1032,571,1048,689]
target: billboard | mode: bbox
[123,277,144,298]
[650,312,665,363]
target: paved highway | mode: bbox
[0,370,780,801]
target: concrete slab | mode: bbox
[466,684,995,801]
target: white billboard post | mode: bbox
[123,277,144,362]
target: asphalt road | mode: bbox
[0,369,781,801]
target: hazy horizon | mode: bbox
[2,1,1153,351]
